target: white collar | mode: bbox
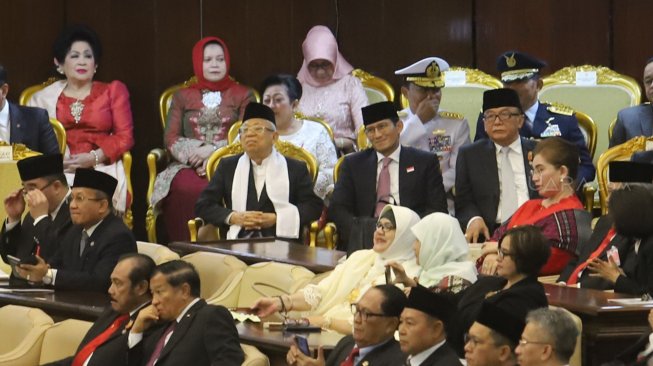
[50,189,71,221]
[84,218,104,238]
[524,100,540,123]
[176,298,201,323]
[494,136,522,155]
[0,101,9,127]
[249,152,273,167]
[409,340,446,366]
[376,145,402,163]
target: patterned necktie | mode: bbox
[340,346,360,366]
[71,314,129,366]
[146,321,176,366]
[499,147,518,223]
[375,157,392,217]
[79,231,90,257]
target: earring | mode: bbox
[57,67,64,75]
[559,177,565,183]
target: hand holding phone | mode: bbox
[385,266,392,284]
[295,335,310,356]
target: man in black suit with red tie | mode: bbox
[286,284,407,366]
[127,260,243,366]
[44,253,155,366]
[328,101,448,251]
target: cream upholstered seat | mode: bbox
[232,262,314,314]
[136,241,180,265]
[38,319,93,364]
[182,252,247,306]
[241,344,270,366]
[0,305,53,365]
[540,65,641,161]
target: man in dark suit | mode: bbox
[515,308,579,366]
[328,101,448,250]
[464,302,523,366]
[0,64,59,154]
[195,102,322,239]
[399,285,462,366]
[472,51,595,185]
[1,154,71,265]
[16,168,137,292]
[456,89,539,243]
[287,284,407,366]
[127,260,243,366]
[45,253,155,366]
[610,57,653,147]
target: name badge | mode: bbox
[541,124,562,137]
[0,146,12,161]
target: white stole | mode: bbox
[228,148,300,239]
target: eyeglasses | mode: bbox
[482,111,522,123]
[239,126,275,136]
[308,61,332,70]
[350,304,389,321]
[22,179,56,196]
[497,248,514,260]
[464,333,493,347]
[70,194,104,204]
[518,338,551,347]
[375,222,396,233]
[364,122,393,136]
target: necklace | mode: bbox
[70,99,85,124]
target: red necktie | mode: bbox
[340,346,360,366]
[567,227,617,285]
[375,157,392,217]
[71,314,129,366]
[146,322,176,366]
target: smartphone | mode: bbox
[7,255,21,267]
[385,266,392,284]
[6,255,37,266]
[230,307,259,315]
[607,245,621,266]
[295,335,311,356]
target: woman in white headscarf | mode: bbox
[388,212,477,293]
[253,205,420,334]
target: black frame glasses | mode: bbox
[350,304,389,321]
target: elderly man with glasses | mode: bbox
[15,168,136,292]
[287,284,407,366]
[515,308,578,366]
[455,88,540,243]
[195,102,322,240]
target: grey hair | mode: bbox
[526,308,579,362]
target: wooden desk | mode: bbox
[0,289,108,321]
[170,238,345,273]
[544,284,652,364]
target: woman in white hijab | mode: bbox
[253,205,420,334]
[388,212,477,293]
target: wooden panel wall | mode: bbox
[0,0,648,240]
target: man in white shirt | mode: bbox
[128,260,243,365]
[0,64,59,154]
[455,88,539,242]
[515,308,578,366]
[399,285,462,366]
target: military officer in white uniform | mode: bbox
[396,57,471,213]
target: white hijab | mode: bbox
[411,212,478,287]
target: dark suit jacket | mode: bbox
[325,335,406,366]
[328,146,448,249]
[45,305,148,366]
[610,104,653,148]
[454,138,539,235]
[8,102,59,155]
[0,197,72,263]
[415,342,462,366]
[614,234,653,296]
[474,102,595,184]
[195,153,323,238]
[49,214,136,292]
[449,276,548,357]
[129,300,243,366]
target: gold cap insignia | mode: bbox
[505,53,517,68]
[426,61,441,78]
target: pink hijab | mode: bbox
[297,25,354,87]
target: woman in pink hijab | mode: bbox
[297,25,368,154]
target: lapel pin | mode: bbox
[16,124,21,128]
[90,241,95,247]
[406,166,415,173]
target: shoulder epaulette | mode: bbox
[397,111,409,119]
[438,111,464,120]
[546,102,574,116]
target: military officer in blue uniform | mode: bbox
[474,51,596,185]
[396,57,471,213]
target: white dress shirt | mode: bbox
[407,339,446,366]
[376,145,402,205]
[493,137,529,223]
[0,101,9,143]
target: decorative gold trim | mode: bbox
[545,102,574,116]
[352,68,395,102]
[541,101,598,159]
[438,111,464,120]
[0,142,41,160]
[542,65,642,105]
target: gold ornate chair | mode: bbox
[541,65,642,161]
[19,79,134,228]
[308,155,347,249]
[400,67,502,140]
[188,139,318,241]
[146,77,260,242]
[352,68,395,103]
[596,136,653,214]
